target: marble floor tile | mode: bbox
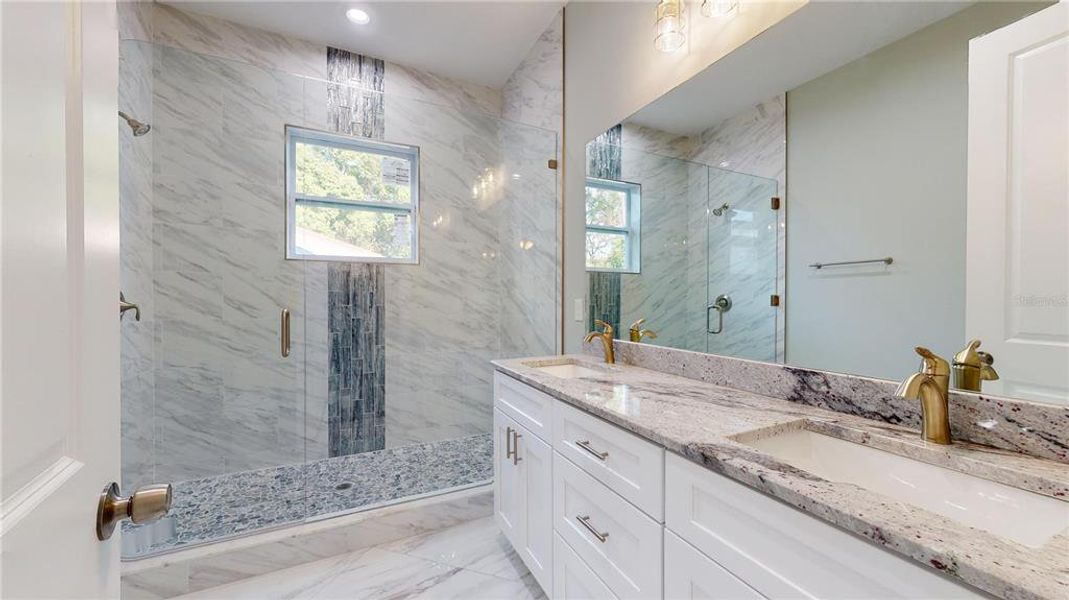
[175,517,544,600]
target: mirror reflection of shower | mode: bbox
[118,110,151,136]
[712,202,730,216]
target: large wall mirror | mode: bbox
[584,1,1066,405]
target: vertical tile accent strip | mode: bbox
[326,47,387,455]
[587,125,623,334]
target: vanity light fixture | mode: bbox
[654,0,686,53]
[701,0,738,18]
[345,8,370,25]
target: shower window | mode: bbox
[286,126,420,263]
[585,177,641,272]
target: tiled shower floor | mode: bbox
[124,434,492,557]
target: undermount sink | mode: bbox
[524,359,603,379]
[738,426,1069,548]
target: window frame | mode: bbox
[285,125,421,264]
[585,177,641,273]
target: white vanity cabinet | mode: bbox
[493,374,553,593]
[493,372,984,600]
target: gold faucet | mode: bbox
[629,318,658,343]
[952,339,999,392]
[894,347,952,444]
[584,320,615,364]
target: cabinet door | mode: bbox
[553,533,618,600]
[519,425,553,593]
[494,408,524,549]
[664,530,763,600]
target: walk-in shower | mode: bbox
[118,39,558,557]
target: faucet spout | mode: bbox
[585,320,615,364]
[894,347,952,444]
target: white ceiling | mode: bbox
[628,1,975,135]
[164,1,564,88]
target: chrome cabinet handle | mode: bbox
[506,426,515,460]
[280,308,291,358]
[119,292,141,321]
[576,515,609,542]
[575,440,608,461]
[511,430,522,465]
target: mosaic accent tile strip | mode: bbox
[326,47,388,456]
[587,124,623,335]
[123,434,493,558]
[588,272,621,336]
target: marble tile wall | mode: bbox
[119,38,156,490]
[502,9,564,355]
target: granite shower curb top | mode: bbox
[493,355,1069,600]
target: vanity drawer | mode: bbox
[494,372,553,442]
[553,400,665,520]
[553,533,618,600]
[664,453,983,599]
[664,529,764,600]
[554,452,662,600]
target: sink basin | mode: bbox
[738,426,1069,548]
[523,360,603,379]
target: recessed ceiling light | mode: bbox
[346,8,370,25]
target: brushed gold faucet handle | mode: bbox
[914,346,950,376]
[977,351,999,381]
[643,329,658,339]
[629,318,646,331]
[594,320,614,335]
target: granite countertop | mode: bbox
[492,355,1069,600]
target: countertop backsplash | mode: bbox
[583,339,1068,463]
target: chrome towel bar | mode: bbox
[809,257,893,269]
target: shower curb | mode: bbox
[120,484,492,599]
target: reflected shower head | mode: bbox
[712,203,730,216]
[119,111,151,136]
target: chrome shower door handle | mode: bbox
[280,308,291,358]
[707,294,732,334]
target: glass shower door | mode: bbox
[705,168,779,361]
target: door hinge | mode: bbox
[770,196,781,210]
[548,159,558,170]
[770,294,781,307]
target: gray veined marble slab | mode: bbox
[494,354,1069,600]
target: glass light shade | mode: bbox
[701,0,738,18]
[655,0,686,53]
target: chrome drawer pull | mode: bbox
[506,426,516,460]
[576,515,609,542]
[575,440,609,461]
[512,430,523,465]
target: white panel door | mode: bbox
[0,1,122,598]
[966,2,1069,403]
[494,408,525,549]
[519,424,553,593]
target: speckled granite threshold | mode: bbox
[495,354,1068,600]
[122,434,492,559]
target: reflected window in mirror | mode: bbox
[585,178,641,273]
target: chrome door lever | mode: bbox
[120,292,141,321]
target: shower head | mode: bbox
[119,111,151,136]
[712,203,730,216]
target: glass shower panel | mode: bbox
[705,168,779,361]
